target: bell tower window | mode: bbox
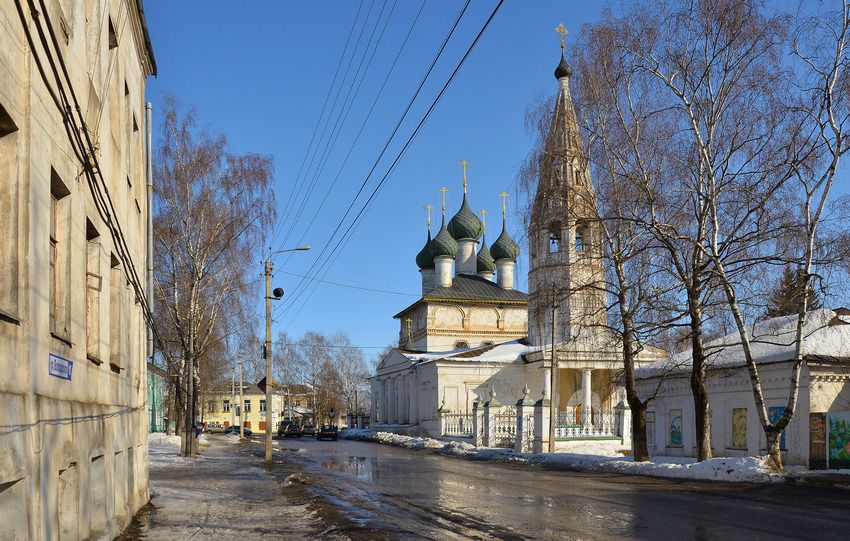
[575,227,585,253]
[548,222,561,253]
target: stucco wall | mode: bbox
[637,362,811,465]
[0,1,154,538]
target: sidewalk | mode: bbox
[131,434,321,540]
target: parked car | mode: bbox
[224,425,252,437]
[206,423,226,433]
[276,421,292,438]
[283,424,303,438]
[302,424,316,437]
[316,425,338,441]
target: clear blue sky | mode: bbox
[145,1,607,361]
[145,1,843,363]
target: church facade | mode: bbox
[370,44,660,442]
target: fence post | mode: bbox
[533,398,551,453]
[616,400,631,446]
[472,401,482,447]
[515,384,534,453]
[483,387,500,447]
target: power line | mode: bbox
[279,0,505,328]
[273,0,474,321]
[276,0,426,269]
[277,0,400,252]
[275,270,417,296]
[269,2,366,247]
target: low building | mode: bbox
[0,1,156,538]
[637,309,850,468]
[203,384,313,432]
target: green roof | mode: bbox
[394,275,527,318]
[491,223,520,261]
[415,231,434,269]
[430,218,458,258]
[447,193,483,240]
[476,236,496,273]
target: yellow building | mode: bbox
[203,384,314,433]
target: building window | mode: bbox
[109,254,124,368]
[731,408,748,449]
[575,226,585,252]
[549,232,560,253]
[668,409,683,446]
[50,169,72,341]
[0,102,20,321]
[86,220,102,364]
[107,17,118,50]
[208,401,217,413]
[223,400,231,413]
[259,399,266,413]
[455,341,469,349]
[244,400,252,413]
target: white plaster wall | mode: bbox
[638,362,812,465]
[0,2,154,538]
[455,240,477,275]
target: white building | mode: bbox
[0,1,156,538]
[637,309,850,467]
[371,46,661,442]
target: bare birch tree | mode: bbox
[153,98,276,456]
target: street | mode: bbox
[266,435,849,541]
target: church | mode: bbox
[370,40,661,442]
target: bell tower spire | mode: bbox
[527,25,606,347]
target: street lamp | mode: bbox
[264,245,310,463]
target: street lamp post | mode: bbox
[264,245,310,463]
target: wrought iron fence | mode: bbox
[555,409,619,439]
[441,412,473,437]
[491,406,517,448]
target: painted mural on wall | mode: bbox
[768,406,786,449]
[828,411,850,468]
[732,408,748,449]
[669,409,682,446]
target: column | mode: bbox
[408,376,418,424]
[542,368,551,400]
[370,380,379,424]
[382,379,390,425]
[582,368,593,427]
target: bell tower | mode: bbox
[527,26,606,347]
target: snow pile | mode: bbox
[340,429,784,483]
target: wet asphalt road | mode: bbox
[264,436,849,541]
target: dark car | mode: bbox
[284,424,303,438]
[224,425,252,437]
[276,421,292,438]
[316,425,338,441]
[302,424,316,437]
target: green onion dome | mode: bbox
[415,231,434,269]
[430,218,458,258]
[490,223,519,261]
[476,236,496,273]
[447,194,483,241]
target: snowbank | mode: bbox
[340,429,784,483]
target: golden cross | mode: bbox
[438,187,449,216]
[457,160,471,194]
[424,204,432,230]
[555,23,568,50]
[480,209,488,233]
[498,191,510,220]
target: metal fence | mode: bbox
[490,406,517,448]
[555,409,619,439]
[441,412,474,437]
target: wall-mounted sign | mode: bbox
[48,353,73,381]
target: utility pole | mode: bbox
[239,361,244,439]
[230,364,236,429]
[548,283,558,453]
[264,258,274,462]
[262,245,309,463]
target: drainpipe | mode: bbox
[145,103,154,369]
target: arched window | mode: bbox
[575,226,585,253]
[455,341,469,349]
[548,222,561,253]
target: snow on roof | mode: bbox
[638,308,850,378]
[399,340,536,365]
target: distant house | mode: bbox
[202,383,313,432]
[637,309,850,468]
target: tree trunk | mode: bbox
[765,429,782,471]
[688,288,712,461]
[630,401,650,461]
